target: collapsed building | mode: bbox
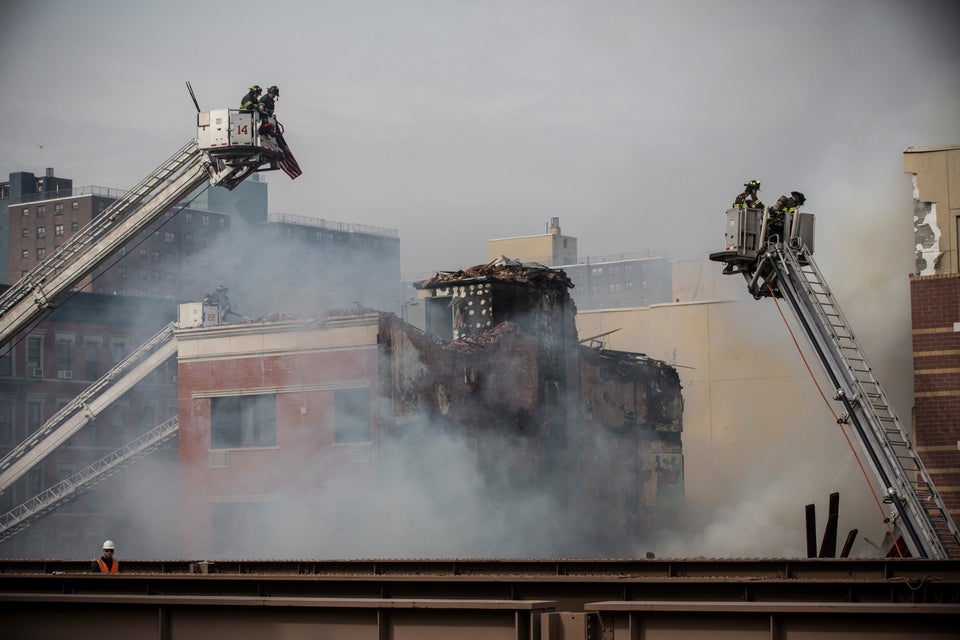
[176,258,683,558]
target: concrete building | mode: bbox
[486,218,674,311]
[559,255,673,310]
[487,217,577,267]
[0,168,74,285]
[0,289,178,557]
[173,259,683,558]
[904,144,960,525]
[0,165,402,558]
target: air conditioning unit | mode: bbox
[30,368,43,378]
[57,370,73,379]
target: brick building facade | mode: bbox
[173,261,683,559]
[910,274,960,520]
[905,145,960,529]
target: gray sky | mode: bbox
[2,0,958,277]
[2,0,958,558]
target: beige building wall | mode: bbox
[488,222,577,266]
[904,145,960,274]
[671,256,744,303]
[576,297,880,555]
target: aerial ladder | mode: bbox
[0,107,292,530]
[0,107,291,346]
[0,416,180,542]
[0,323,178,496]
[710,207,960,559]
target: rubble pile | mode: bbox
[419,256,574,290]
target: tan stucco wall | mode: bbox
[576,295,881,554]
[904,146,960,274]
[488,233,577,266]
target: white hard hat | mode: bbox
[102,540,115,550]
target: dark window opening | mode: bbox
[335,388,371,443]
[211,394,277,449]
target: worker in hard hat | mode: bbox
[240,85,263,110]
[91,540,120,573]
[767,191,806,241]
[733,179,764,210]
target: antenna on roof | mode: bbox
[185,81,201,113]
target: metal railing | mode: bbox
[268,212,399,238]
[0,416,179,541]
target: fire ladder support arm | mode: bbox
[767,242,960,559]
[0,324,178,494]
[0,417,180,541]
[0,110,285,348]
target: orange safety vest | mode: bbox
[96,558,119,574]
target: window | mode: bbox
[20,250,29,260]
[118,267,127,279]
[36,205,45,217]
[140,404,156,429]
[36,226,46,239]
[71,201,79,210]
[138,247,146,258]
[110,341,126,364]
[211,394,276,449]
[27,336,43,369]
[0,345,11,377]
[185,212,193,223]
[56,338,72,372]
[111,404,126,446]
[152,250,160,262]
[591,267,603,277]
[36,247,46,260]
[85,339,100,380]
[71,222,79,232]
[202,215,210,226]
[21,207,29,216]
[20,228,28,238]
[163,232,176,243]
[335,388,370,443]
[0,400,12,446]
[27,468,43,496]
[54,203,63,216]
[27,400,44,435]
[54,224,64,237]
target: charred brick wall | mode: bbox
[911,273,960,521]
[380,299,684,551]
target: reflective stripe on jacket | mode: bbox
[96,558,119,573]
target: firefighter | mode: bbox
[733,179,764,210]
[91,540,119,573]
[257,85,280,119]
[767,191,806,241]
[240,85,262,110]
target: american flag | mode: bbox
[275,133,303,180]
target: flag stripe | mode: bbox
[275,134,302,179]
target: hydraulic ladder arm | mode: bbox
[710,208,960,559]
[0,108,287,346]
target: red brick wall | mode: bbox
[910,274,960,522]
[177,346,379,556]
